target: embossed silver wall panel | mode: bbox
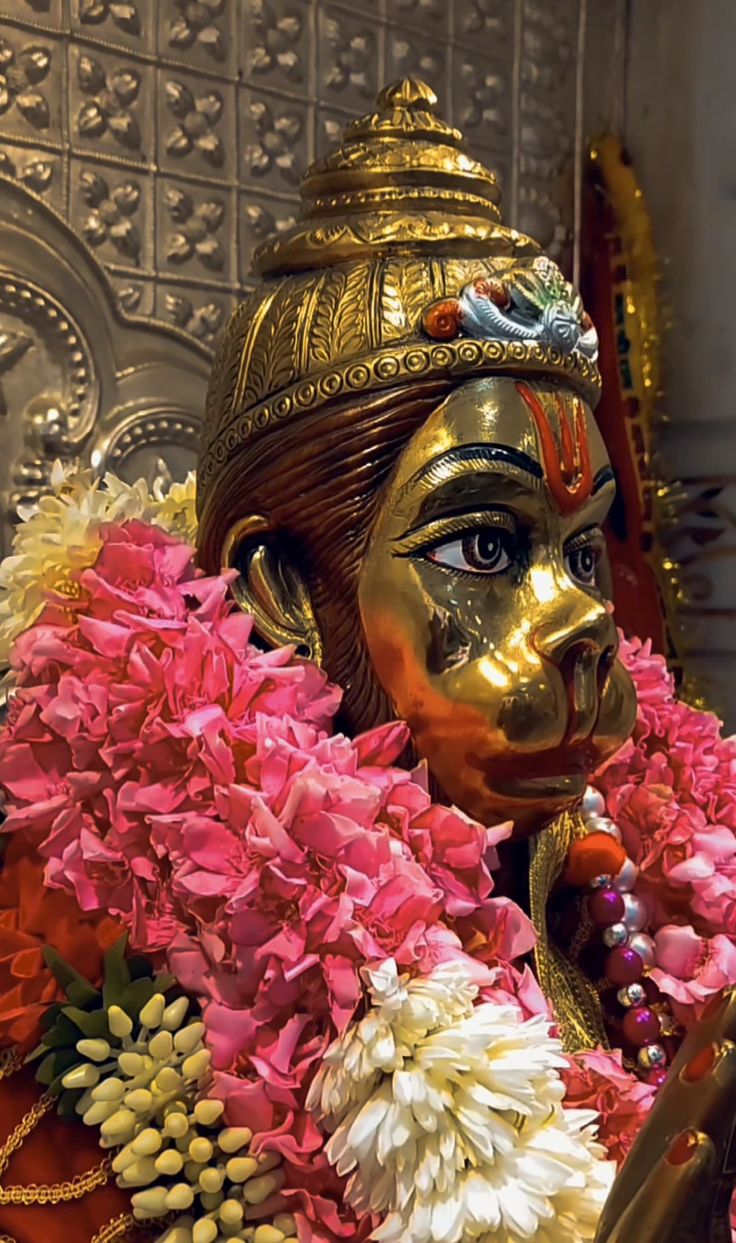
[0,0,592,554]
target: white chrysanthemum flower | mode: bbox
[151,471,197,545]
[308,959,614,1243]
[0,462,198,662]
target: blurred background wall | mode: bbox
[0,0,732,723]
[623,0,736,723]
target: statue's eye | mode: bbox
[565,531,602,586]
[426,528,515,576]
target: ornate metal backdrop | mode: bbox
[0,0,607,557]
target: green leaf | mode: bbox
[61,1005,111,1040]
[35,1051,60,1085]
[26,1042,48,1065]
[36,1046,80,1092]
[152,973,175,996]
[42,946,99,1008]
[40,1003,62,1033]
[32,1012,83,1051]
[102,934,130,1009]
[119,976,157,1017]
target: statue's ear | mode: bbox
[222,516,323,665]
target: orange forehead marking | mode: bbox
[515,382,593,515]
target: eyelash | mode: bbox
[396,514,604,584]
[396,511,522,581]
[395,509,517,557]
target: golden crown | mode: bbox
[198,78,601,502]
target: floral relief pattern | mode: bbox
[164,292,225,341]
[243,96,303,187]
[79,169,142,264]
[77,0,142,36]
[163,186,225,271]
[76,54,142,151]
[454,52,508,140]
[454,0,510,42]
[0,38,51,131]
[164,79,224,167]
[388,33,446,87]
[167,0,226,61]
[0,149,53,193]
[246,0,306,85]
[242,199,297,244]
[320,9,377,104]
[393,0,447,24]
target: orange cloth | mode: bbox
[0,1065,134,1243]
[0,834,121,1053]
[0,832,134,1239]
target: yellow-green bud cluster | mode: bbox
[60,993,210,1144]
[112,1096,290,1243]
[157,1215,298,1243]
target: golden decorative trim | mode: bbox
[199,336,602,487]
[0,1049,21,1083]
[91,1213,139,1243]
[253,216,524,278]
[529,809,609,1053]
[0,1072,112,1208]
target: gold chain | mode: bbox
[0,1079,112,1206]
[0,1050,21,1083]
[529,808,609,1053]
[90,1213,139,1243]
[0,1091,54,1183]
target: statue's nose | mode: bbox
[533,598,617,745]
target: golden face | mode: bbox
[358,376,636,831]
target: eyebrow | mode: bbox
[411,444,616,494]
[411,444,544,488]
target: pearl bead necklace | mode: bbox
[567,787,671,1081]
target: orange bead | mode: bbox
[422,299,461,340]
[563,832,627,888]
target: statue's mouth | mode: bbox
[482,743,595,803]
[494,770,589,801]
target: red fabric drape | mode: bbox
[581,164,667,651]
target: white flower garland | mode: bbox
[308,959,614,1243]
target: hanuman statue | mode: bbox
[0,77,734,1243]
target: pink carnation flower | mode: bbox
[596,633,736,972]
[651,924,736,1023]
[562,1046,656,1166]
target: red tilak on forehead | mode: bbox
[515,382,593,515]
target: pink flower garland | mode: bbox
[0,519,531,1238]
[598,635,736,1030]
[2,519,736,1238]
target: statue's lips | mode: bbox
[483,745,595,799]
[489,744,595,778]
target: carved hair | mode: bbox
[197,379,456,732]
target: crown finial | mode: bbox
[378,77,438,109]
[252,78,501,276]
